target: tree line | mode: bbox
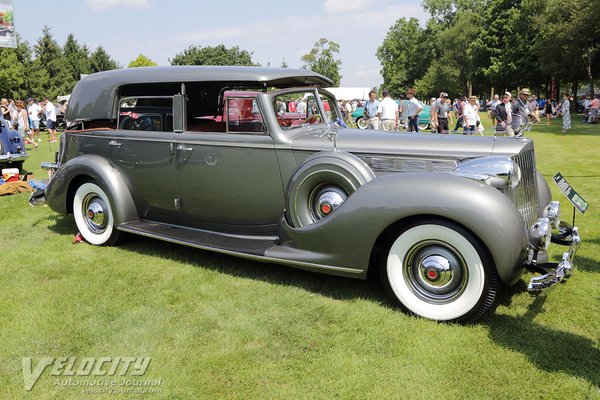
[377,0,600,99]
[1,0,598,101]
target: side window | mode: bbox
[118,96,174,132]
[226,97,265,134]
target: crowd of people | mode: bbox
[1,97,64,148]
[342,88,599,135]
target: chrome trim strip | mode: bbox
[117,224,364,275]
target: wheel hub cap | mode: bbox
[404,243,468,303]
[83,195,108,233]
[311,186,348,220]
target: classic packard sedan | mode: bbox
[42,66,580,322]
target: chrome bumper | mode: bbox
[527,226,581,294]
[0,153,29,163]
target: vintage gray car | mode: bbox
[42,66,580,322]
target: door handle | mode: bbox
[109,140,122,147]
[176,145,193,151]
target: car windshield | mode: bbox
[273,90,339,130]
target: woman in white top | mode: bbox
[462,96,479,135]
[16,100,38,149]
[561,93,571,133]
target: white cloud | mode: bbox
[324,0,371,13]
[85,0,150,11]
[170,3,429,86]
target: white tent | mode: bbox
[325,87,371,101]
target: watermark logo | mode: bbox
[22,357,152,391]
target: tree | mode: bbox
[376,18,432,97]
[63,34,91,82]
[90,46,119,73]
[33,26,64,97]
[170,44,258,66]
[301,38,342,86]
[536,0,600,98]
[128,54,158,68]
[0,39,28,99]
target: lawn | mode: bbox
[1,117,599,399]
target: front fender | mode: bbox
[45,154,138,225]
[277,172,528,285]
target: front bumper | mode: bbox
[0,153,29,163]
[527,225,581,294]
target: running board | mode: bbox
[118,220,278,256]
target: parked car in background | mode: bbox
[354,102,431,131]
[0,117,28,170]
[42,66,580,323]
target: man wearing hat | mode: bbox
[511,88,531,131]
[406,88,423,132]
[495,92,515,136]
[432,92,452,134]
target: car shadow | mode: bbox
[115,230,393,306]
[484,295,600,390]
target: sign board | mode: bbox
[0,1,16,49]
[553,172,589,214]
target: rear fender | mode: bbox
[45,154,138,225]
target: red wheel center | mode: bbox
[427,270,438,280]
[321,204,332,214]
[88,210,94,219]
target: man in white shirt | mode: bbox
[376,89,399,131]
[43,97,58,143]
[406,88,423,132]
[296,98,307,115]
[27,98,43,143]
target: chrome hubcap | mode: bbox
[82,194,108,234]
[310,185,348,220]
[404,242,468,303]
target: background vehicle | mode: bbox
[0,118,28,170]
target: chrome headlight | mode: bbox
[452,156,521,191]
[543,201,560,229]
[529,217,551,251]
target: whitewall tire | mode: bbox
[381,220,497,323]
[73,182,121,246]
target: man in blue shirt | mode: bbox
[363,90,380,130]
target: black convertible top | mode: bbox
[66,66,333,121]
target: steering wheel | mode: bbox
[291,114,321,126]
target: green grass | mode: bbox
[1,119,599,399]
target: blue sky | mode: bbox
[14,0,428,87]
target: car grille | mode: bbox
[513,149,538,227]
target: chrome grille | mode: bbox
[513,149,538,227]
[358,155,457,175]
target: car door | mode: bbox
[175,96,284,231]
[109,96,180,221]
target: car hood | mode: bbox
[291,128,531,163]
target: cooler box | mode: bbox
[2,168,19,182]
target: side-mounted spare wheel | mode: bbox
[286,151,375,228]
[381,218,498,323]
[73,181,122,246]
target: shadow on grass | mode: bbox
[487,299,600,389]
[44,214,77,235]
[120,232,394,306]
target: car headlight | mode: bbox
[452,156,521,191]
